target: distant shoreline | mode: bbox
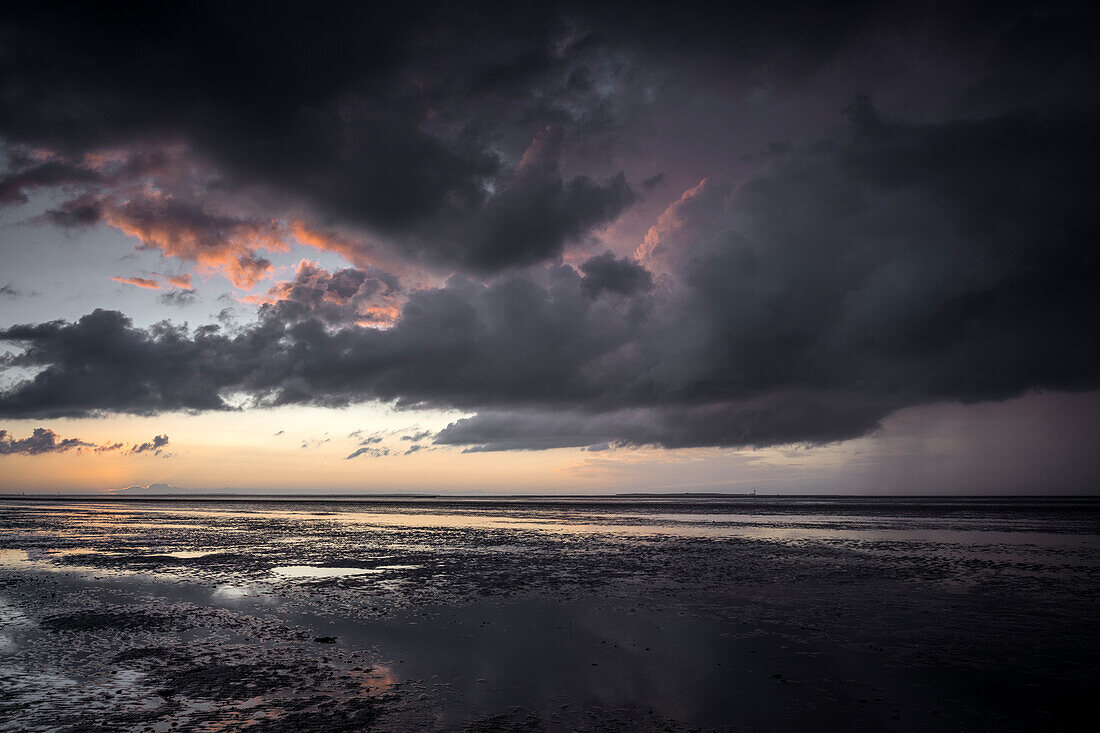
[0,493,1095,502]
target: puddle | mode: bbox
[0,548,32,568]
[271,565,382,578]
[211,584,256,599]
[348,665,398,696]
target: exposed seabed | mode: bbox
[1,496,1097,731]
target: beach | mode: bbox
[1,496,1097,731]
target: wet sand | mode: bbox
[1,496,1097,731]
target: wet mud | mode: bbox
[1,497,1098,731]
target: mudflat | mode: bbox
[0,496,1097,731]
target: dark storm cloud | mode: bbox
[0,427,92,455]
[35,194,103,228]
[4,83,1097,450]
[1,1,1036,274]
[435,395,889,452]
[0,2,652,272]
[0,427,165,456]
[0,161,100,205]
[0,264,642,418]
[407,126,635,271]
[0,310,234,416]
[249,261,401,326]
[580,252,653,298]
[1,2,1098,451]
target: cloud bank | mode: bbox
[0,2,1097,454]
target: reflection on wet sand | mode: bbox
[273,565,382,578]
[0,496,1097,731]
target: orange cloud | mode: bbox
[357,304,401,329]
[237,259,323,307]
[166,274,193,290]
[240,259,403,327]
[237,292,272,306]
[290,221,384,271]
[111,275,160,290]
[102,191,285,289]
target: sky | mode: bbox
[1,1,1098,495]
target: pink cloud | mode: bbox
[636,178,730,270]
[111,276,161,290]
[102,191,283,289]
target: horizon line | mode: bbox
[2,492,1097,501]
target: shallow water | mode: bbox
[1,496,1097,731]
